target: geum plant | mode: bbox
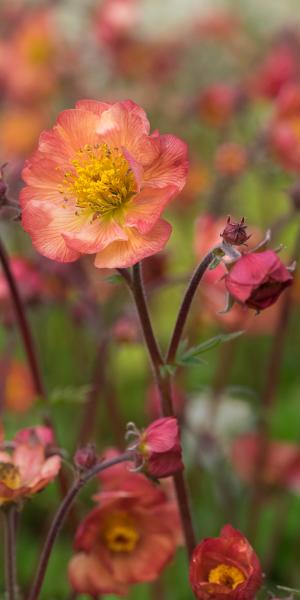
[0,99,295,599]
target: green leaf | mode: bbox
[49,384,92,405]
[177,330,244,362]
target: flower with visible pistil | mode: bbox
[189,525,262,600]
[126,417,184,479]
[21,99,188,268]
[225,250,293,311]
[0,426,61,506]
[68,451,182,596]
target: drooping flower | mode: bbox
[231,433,300,493]
[224,250,293,311]
[21,99,188,268]
[189,525,262,600]
[0,426,61,506]
[68,451,182,596]
[127,417,184,479]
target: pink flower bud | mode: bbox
[74,445,97,471]
[131,417,184,479]
[225,250,293,311]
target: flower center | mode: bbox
[61,143,136,219]
[0,462,21,490]
[208,564,245,590]
[102,512,140,553]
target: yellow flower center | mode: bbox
[61,143,136,219]
[0,462,21,490]
[102,512,140,553]
[208,564,245,590]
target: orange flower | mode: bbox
[0,107,46,159]
[21,99,188,268]
[2,10,60,102]
[0,426,61,506]
[1,360,36,413]
[69,450,182,596]
[215,143,247,176]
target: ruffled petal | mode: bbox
[22,200,82,262]
[68,553,128,596]
[75,99,112,115]
[96,101,151,156]
[143,134,188,191]
[63,217,128,254]
[94,220,172,269]
[125,185,177,234]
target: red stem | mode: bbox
[4,506,18,600]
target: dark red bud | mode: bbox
[74,445,97,471]
[220,216,251,246]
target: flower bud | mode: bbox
[225,249,293,311]
[74,445,97,471]
[221,217,250,246]
[127,417,184,479]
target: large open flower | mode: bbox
[21,99,188,268]
[69,450,182,596]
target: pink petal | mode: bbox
[13,443,44,485]
[94,219,172,269]
[96,101,150,156]
[143,134,188,191]
[63,218,128,254]
[22,200,82,262]
[75,99,112,116]
[68,553,128,596]
[125,185,177,234]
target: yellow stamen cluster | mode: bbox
[102,512,140,553]
[0,462,21,491]
[208,564,245,590]
[61,143,136,219]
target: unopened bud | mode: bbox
[220,216,250,246]
[74,444,97,471]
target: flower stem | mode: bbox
[166,251,214,364]
[119,263,196,558]
[4,506,18,600]
[27,452,133,600]
[0,237,45,399]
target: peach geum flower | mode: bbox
[69,450,182,596]
[21,99,188,269]
[0,426,61,506]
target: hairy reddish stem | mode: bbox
[166,251,214,364]
[27,452,133,600]
[119,263,196,558]
[4,506,18,600]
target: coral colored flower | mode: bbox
[2,10,60,102]
[68,452,182,596]
[198,85,239,127]
[0,426,61,506]
[1,360,36,413]
[270,84,300,171]
[21,99,188,268]
[225,250,293,311]
[215,143,247,176]
[189,525,262,600]
[231,433,300,493]
[127,417,184,479]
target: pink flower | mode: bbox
[0,426,61,506]
[128,417,184,479]
[21,99,188,268]
[224,250,293,311]
[250,45,298,100]
[68,451,182,596]
[270,84,300,171]
[189,525,262,600]
[198,85,240,127]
